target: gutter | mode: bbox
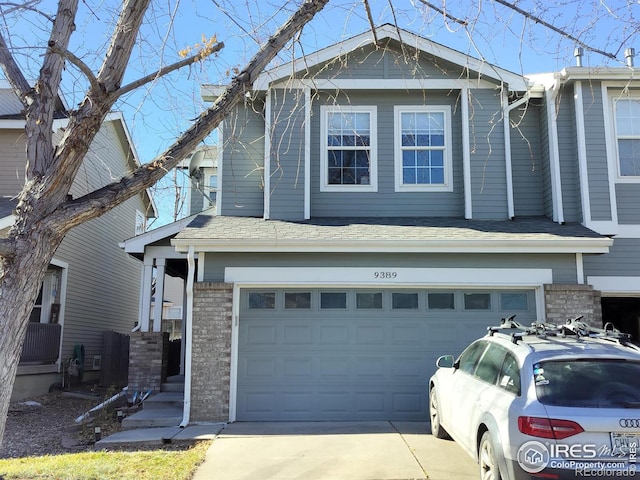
[180,245,195,428]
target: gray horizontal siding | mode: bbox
[221,101,265,217]
[469,89,507,219]
[616,183,640,224]
[0,130,29,197]
[304,40,471,81]
[310,90,464,217]
[583,238,640,277]
[269,88,306,220]
[54,121,144,368]
[555,89,581,222]
[539,99,554,218]
[581,83,612,221]
[204,252,577,284]
[510,104,544,216]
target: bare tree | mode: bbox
[0,0,329,446]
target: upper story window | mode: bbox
[394,106,452,192]
[615,98,640,177]
[205,171,218,206]
[320,106,377,192]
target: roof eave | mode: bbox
[171,237,612,254]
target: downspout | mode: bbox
[180,245,195,428]
[503,88,531,219]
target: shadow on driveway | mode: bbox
[192,421,478,480]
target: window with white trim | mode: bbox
[394,106,452,191]
[615,98,640,177]
[320,106,377,191]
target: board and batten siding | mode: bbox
[510,104,544,216]
[309,90,464,218]
[468,89,508,220]
[269,88,306,220]
[583,238,640,277]
[52,121,145,370]
[220,101,265,217]
[203,251,578,285]
[581,82,612,222]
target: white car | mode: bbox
[429,317,640,480]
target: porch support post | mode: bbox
[140,258,154,332]
[152,258,166,332]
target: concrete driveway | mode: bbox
[192,421,478,480]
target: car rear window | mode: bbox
[535,359,640,408]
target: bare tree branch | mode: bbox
[493,0,618,61]
[51,0,330,229]
[114,41,225,100]
[417,0,468,26]
[0,30,31,102]
[47,42,101,94]
[362,0,380,47]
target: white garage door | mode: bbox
[236,288,536,421]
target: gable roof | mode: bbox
[254,24,531,92]
[171,215,610,254]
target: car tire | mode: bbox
[479,431,502,480]
[429,387,450,439]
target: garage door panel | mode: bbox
[283,325,313,344]
[237,288,537,420]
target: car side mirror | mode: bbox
[436,355,455,368]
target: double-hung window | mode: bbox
[614,98,640,178]
[394,106,452,191]
[320,106,377,191]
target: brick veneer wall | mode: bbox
[128,331,169,396]
[190,282,233,422]
[544,284,602,328]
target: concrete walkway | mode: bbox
[192,421,478,480]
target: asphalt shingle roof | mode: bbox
[172,215,609,252]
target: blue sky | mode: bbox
[3,0,639,225]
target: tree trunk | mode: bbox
[0,226,63,445]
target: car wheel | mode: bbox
[479,431,502,480]
[429,387,450,439]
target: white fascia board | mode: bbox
[253,25,531,92]
[588,276,640,295]
[0,214,15,230]
[225,266,553,287]
[172,237,612,254]
[559,67,640,82]
[0,119,26,129]
[201,85,227,101]
[122,213,203,253]
[273,78,499,90]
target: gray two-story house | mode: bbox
[127,25,640,425]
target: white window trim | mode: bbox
[611,94,640,183]
[135,209,146,236]
[394,105,453,192]
[319,105,378,192]
[204,170,218,207]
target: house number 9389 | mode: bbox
[374,271,398,279]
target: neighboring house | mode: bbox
[125,24,640,424]
[0,84,156,400]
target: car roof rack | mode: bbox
[487,315,640,350]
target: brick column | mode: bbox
[544,284,602,328]
[190,282,233,422]
[128,331,169,396]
